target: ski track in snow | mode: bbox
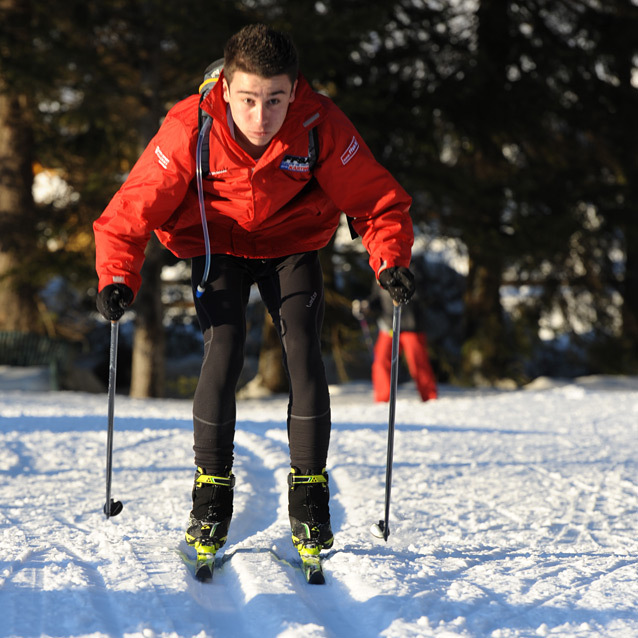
[0,377,637,637]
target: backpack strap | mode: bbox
[194,59,223,298]
[198,59,224,178]
[307,125,319,172]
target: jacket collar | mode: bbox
[200,72,326,138]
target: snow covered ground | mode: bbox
[1,375,637,638]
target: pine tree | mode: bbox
[0,0,41,332]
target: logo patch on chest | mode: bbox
[280,155,311,173]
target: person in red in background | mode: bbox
[93,24,415,564]
[361,259,438,402]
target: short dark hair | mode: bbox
[223,24,298,85]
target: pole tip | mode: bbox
[104,499,123,518]
[370,520,388,540]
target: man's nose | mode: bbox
[253,102,265,123]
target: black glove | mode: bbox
[378,266,415,304]
[96,283,134,321]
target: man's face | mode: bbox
[222,71,297,154]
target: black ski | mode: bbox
[298,551,325,584]
[178,544,217,582]
[194,549,216,581]
[180,543,325,584]
[301,554,324,584]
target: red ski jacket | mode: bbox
[94,73,413,295]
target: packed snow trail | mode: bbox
[0,376,637,637]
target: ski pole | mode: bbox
[371,302,402,541]
[104,320,123,518]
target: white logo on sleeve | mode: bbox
[340,136,360,165]
[155,145,170,169]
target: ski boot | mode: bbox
[288,467,334,555]
[185,468,234,579]
[288,467,333,583]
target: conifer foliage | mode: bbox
[2,1,637,384]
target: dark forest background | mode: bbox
[1,0,637,397]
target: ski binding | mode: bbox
[296,544,325,585]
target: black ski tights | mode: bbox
[191,252,331,475]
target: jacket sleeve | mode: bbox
[312,104,413,277]
[93,103,197,296]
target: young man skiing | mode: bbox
[94,24,415,573]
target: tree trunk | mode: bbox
[0,0,41,332]
[128,9,166,397]
[622,224,638,352]
[609,17,638,366]
[129,235,166,397]
[461,242,508,384]
[456,0,512,385]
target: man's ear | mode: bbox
[289,79,298,103]
[222,77,230,103]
